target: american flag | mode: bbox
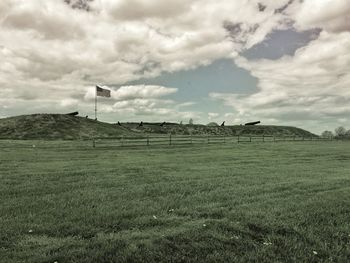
[96,85,111,97]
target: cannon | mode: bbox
[138,121,143,127]
[160,121,166,127]
[221,121,225,127]
[244,121,261,126]
[66,111,79,116]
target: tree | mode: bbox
[321,130,333,138]
[189,118,194,125]
[335,126,347,137]
[345,129,350,139]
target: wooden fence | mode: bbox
[0,135,336,149]
[92,135,333,148]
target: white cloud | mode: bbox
[112,85,177,100]
[100,97,199,122]
[294,0,350,33]
[2,1,85,40]
[0,0,292,92]
[101,0,191,20]
[211,30,350,132]
[82,84,194,121]
[208,112,219,120]
[2,0,282,121]
[60,98,79,107]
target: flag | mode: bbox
[96,85,111,97]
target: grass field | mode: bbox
[1,141,349,262]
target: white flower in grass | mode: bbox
[32,145,36,148]
[313,251,318,255]
[203,224,206,227]
[263,242,272,246]
[168,209,174,212]
[28,229,33,233]
[153,215,157,219]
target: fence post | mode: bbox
[262,135,265,142]
[169,134,172,145]
[190,134,193,145]
[121,135,124,147]
[208,136,210,144]
[237,135,240,143]
[250,136,252,143]
[147,135,149,146]
[92,138,95,148]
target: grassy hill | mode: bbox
[0,114,133,140]
[0,114,317,140]
[122,122,317,137]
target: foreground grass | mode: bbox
[0,141,349,262]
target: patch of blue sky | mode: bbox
[123,59,257,113]
[114,28,320,123]
[243,28,320,60]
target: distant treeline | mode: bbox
[321,126,350,139]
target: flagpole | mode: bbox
[95,86,97,120]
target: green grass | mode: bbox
[0,141,349,262]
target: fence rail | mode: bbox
[0,135,336,149]
[91,135,333,148]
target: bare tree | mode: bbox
[335,126,347,137]
[345,129,350,138]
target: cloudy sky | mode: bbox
[0,0,349,133]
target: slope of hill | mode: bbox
[122,122,318,137]
[0,114,133,139]
[0,114,317,139]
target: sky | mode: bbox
[0,0,349,134]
